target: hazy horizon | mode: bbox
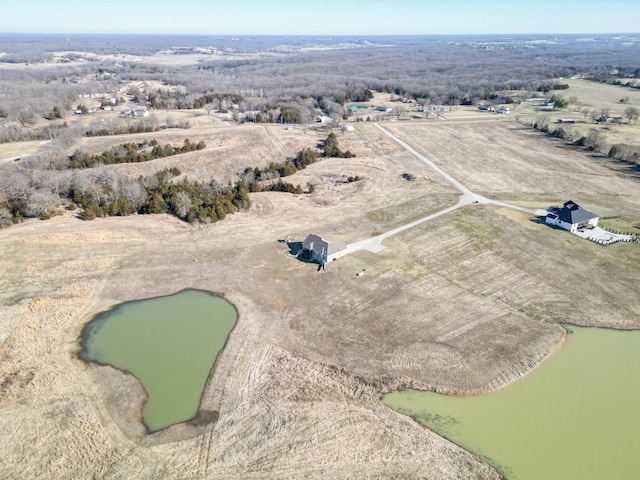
[1,32,639,38]
[1,0,639,36]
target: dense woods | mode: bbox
[74,168,251,223]
[2,34,639,128]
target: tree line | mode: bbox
[0,133,351,227]
[74,168,250,223]
[528,118,640,168]
[68,138,206,168]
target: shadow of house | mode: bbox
[301,234,348,266]
[286,241,303,256]
[287,241,312,263]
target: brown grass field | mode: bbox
[0,140,46,161]
[1,116,639,479]
[507,78,640,148]
[563,78,640,113]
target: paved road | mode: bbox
[339,123,539,257]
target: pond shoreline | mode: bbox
[383,325,640,480]
[77,289,238,439]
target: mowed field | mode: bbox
[1,119,639,479]
[563,78,640,115]
[0,140,46,162]
[384,121,640,218]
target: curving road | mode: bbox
[338,123,542,257]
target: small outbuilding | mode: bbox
[302,234,348,264]
[121,109,149,117]
[545,200,599,232]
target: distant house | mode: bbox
[496,107,511,115]
[423,105,450,112]
[557,118,575,124]
[545,200,599,232]
[336,121,354,132]
[376,106,393,113]
[121,109,149,117]
[302,234,348,264]
[478,104,494,111]
[607,116,625,124]
[597,116,626,124]
[316,115,333,124]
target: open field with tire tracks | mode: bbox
[1,119,639,479]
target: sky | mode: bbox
[1,0,639,36]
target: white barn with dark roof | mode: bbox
[545,200,599,232]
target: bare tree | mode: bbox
[71,172,96,200]
[534,115,549,130]
[39,170,72,197]
[122,182,146,209]
[2,170,31,204]
[624,106,639,124]
[393,105,407,119]
[0,207,12,228]
[588,109,601,123]
[172,190,191,218]
[300,109,314,134]
[27,189,59,217]
[203,101,218,115]
[586,129,604,152]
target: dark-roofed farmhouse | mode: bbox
[545,200,599,232]
[302,234,348,264]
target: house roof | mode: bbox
[302,234,347,258]
[556,200,598,224]
[303,234,323,250]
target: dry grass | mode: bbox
[1,119,639,479]
[74,123,316,183]
[563,78,640,113]
[384,121,640,217]
[508,79,640,148]
[0,140,45,159]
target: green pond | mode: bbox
[383,326,640,480]
[79,289,237,433]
